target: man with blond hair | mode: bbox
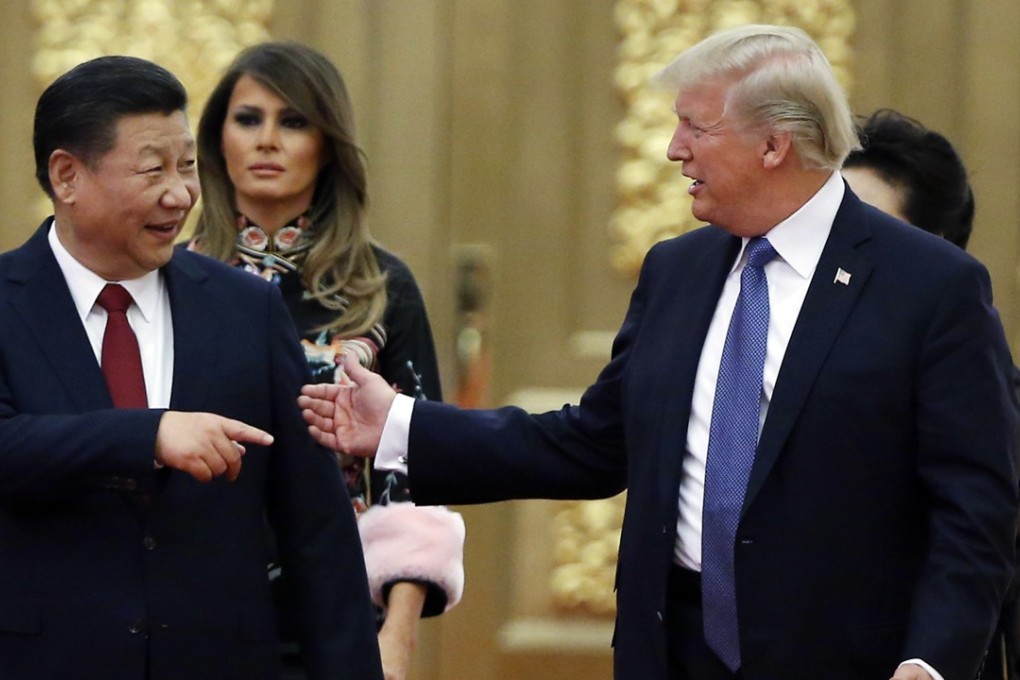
[302,25,1017,680]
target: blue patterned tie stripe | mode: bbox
[701,236,777,672]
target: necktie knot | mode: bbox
[97,284,135,315]
[746,237,777,268]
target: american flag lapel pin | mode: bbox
[834,268,851,286]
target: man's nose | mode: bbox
[161,173,196,209]
[667,129,691,162]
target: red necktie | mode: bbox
[96,284,148,408]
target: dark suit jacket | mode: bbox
[408,188,1019,680]
[0,220,383,680]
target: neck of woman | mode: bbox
[235,199,311,236]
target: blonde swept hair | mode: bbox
[193,41,386,337]
[654,24,860,171]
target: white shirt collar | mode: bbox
[732,170,845,279]
[47,221,163,323]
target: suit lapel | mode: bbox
[743,192,874,512]
[656,230,740,509]
[5,221,112,411]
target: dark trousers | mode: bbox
[666,564,740,680]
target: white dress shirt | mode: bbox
[48,223,174,408]
[675,171,843,569]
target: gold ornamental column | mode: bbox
[32,0,274,109]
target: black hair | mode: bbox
[33,55,188,197]
[844,109,974,249]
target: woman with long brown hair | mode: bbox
[190,42,464,680]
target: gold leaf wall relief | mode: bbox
[551,496,625,616]
[609,0,855,278]
[32,0,274,110]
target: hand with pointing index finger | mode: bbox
[155,411,274,482]
[298,353,396,458]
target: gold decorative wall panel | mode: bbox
[32,0,274,113]
[609,0,855,278]
[551,497,623,615]
[550,0,856,617]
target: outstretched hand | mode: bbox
[298,353,397,457]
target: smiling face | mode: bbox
[53,110,199,280]
[666,80,775,236]
[220,75,326,230]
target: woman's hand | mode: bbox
[377,582,428,680]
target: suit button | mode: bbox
[128,622,143,634]
[143,536,156,551]
[123,478,138,491]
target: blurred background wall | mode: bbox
[1,1,1017,678]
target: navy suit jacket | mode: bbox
[0,220,383,680]
[408,188,1019,679]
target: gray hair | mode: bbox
[654,24,860,170]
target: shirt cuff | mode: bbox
[899,659,943,680]
[375,393,414,473]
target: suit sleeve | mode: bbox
[261,288,383,680]
[405,241,664,505]
[0,398,163,498]
[905,258,1019,678]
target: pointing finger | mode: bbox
[222,419,274,446]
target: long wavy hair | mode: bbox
[193,41,385,336]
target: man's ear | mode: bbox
[48,149,80,204]
[762,130,794,170]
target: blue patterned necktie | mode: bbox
[701,236,777,672]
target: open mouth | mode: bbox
[147,222,179,235]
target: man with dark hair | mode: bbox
[0,55,383,679]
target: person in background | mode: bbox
[844,107,1020,680]
[300,25,1018,680]
[0,54,382,679]
[189,41,464,680]
[842,108,973,248]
